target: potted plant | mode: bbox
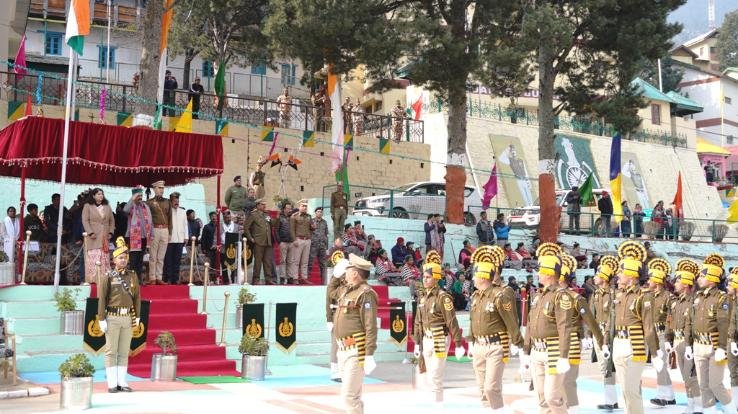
[710,223,729,243]
[54,288,83,335]
[151,331,177,381]
[59,353,95,409]
[235,287,256,329]
[679,221,695,241]
[239,334,269,381]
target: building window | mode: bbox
[281,63,296,85]
[710,46,717,54]
[202,61,214,78]
[725,96,732,104]
[97,46,116,69]
[250,62,266,76]
[45,32,63,56]
[728,135,735,145]
[651,103,661,125]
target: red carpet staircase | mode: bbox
[94,285,238,377]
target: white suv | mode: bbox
[508,189,609,233]
[352,181,483,226]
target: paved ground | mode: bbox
[0,355,728,414]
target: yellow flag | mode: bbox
[728,199,738,222]
[173,99,193,133]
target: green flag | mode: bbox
[578,173,594,205]
[214,62,225,99]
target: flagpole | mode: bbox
[106,0,112,82]
[54,51,77,288]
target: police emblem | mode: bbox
[443,297,453,311]
[392,315,405,333]
[560,294,572,310]
[502,302,512,312]
[278,317,294,337]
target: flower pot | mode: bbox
[236,305,243,329]
[241,355,266,381]
[60,376,93,410]
[61,310,84,335]
[150,354,177,381]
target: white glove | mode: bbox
[510,344,520,356]
[684,346,694,361]
[652,350,665,372]
[556,358,570,374]
[326,322,333,331]
[581,338,591,350]
[664,341,673,355]
[135,318,140,326]
[602,344,611,360]
[731,342,738,356]
[520,353,530,370]
[363,355,377,375]
[455,346,466,358]
[98,319,107,333]
[715,348,727,362]
[413,344,421,358]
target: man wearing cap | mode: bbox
[97,237,141,393]
[163,192,188,285]
[225,176,247,219]
[123,186,152,284]
[147,181,171,285]
[671,259,702,414]
[330,254,378,414]
[289,199,314,285]
[308,207,329,282]
[413,250,464,403]
[692,254,735,414]
[643,259,676,407]
[327,252,348,381]
[331,182,349,239]
[589,256,619,411]
[243,199,275,285]
[468,245,523,411]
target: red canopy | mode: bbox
[0,116,223,186]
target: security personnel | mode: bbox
[326,250,348,382]
[590,255,619,411]
[330,254,378,414]
[522,243,576,414]
[728,268,738,405]
[330,182,349,238]
[558,254,603,414]
[97,237,141,393]
[412,250,465,403]
[691,254,735,414]
[670,259,702,414]
[644,258,676,406]
[468,245,523,411]
[147,180,171,285]
[607,241,662,414]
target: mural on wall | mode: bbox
[489,134,536,207]
[554,134,602,190]
[621,152,651,209]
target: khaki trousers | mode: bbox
[288,238,311,279]
[530,349,567,414]
[613,338,645,414]
[729,350,738,387]
[330,327,338,364]
[593,337,616,385]
[251,244,274,283]
[421,335,450,399]
[278,242,291,281]
[694,343,731,408]
[104,315,132,367]
[674,339,700,398]
[472,342,506,409]
[563,360,580,407]
[338,347,365,414]
[148,227,169,281]
[656,332,673,387]
[332,207,346,239]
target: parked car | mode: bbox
[508,188,610,234]
[352,181,483,226]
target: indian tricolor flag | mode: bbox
[327,68,343,173]
[65,0,90,55]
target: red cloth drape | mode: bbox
[0,116,223,186]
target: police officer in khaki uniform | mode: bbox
[326,251,348,381]
[670,259,702,414]
[559,254,603,414]
[468,245,523,411]
[728,268,738,405]
[643,258,677,406]
[590,255,619,411]
[289,199,313,284]
[147,180,171,285]
[329,254,378,414]
[330,182,348,238]
[522,243,576,414]
[97,237,141,393]
[691,254,736,414]
[607,241,662,414]
[412,250,465,403]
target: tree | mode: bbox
[266,0,523,224]
[717,10,738,71]
[639,56,684,94]
[518,0,684,241]
[169,3,208,88]
[138,0,170,115]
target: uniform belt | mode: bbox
[615,325,637,338]
[154,224,168,229]
[655,322,666,332]
[474,334,502,345]
[674,330,685,341]
[695,332,718,346]
[424,327,448,339]
[531,338,550,351]
[107,306,130,316]
[337,333,366,351]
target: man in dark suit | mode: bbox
[244,199,275,285]
[200,211,217,280]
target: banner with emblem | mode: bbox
[243,303,264,338]
[389,302,407,346]
[129,300,150,356]
[224,232,239,274]
[83,298,106,355]
[275,302,297,353]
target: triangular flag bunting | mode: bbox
[14,35,27,81]
[216,120,229,136]
[172,99,193,133]
[267,153,281,167]
[379,137,390,155]
[287,155,301,170]
[117,112,132,126]
[344,133,353,150]
[261,127,274,142]
[302,130,315,148]
[24,94,32,117]
[481,164,498,209]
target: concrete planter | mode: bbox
[0,262,14,286]
[60,376,93,410]
[61,310,84,335]
[236,305,243,329]
[150,354,177,381]
[241,355,266,381]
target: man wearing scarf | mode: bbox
[124,186,152,284]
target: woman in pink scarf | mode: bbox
[123,186,152,283]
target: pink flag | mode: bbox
[14,35,27,80]
[482,164,498,209]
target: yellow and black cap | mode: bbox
[700,253,725,284]
[648,258,671,285]
[596,255,618,282]
[112,236,128,259]
[560,253,576,282]
[536,242,562,278]
[423,250,443,280]
[675,258,699,287]
[617,241,646,279]
[470,245,502,280]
